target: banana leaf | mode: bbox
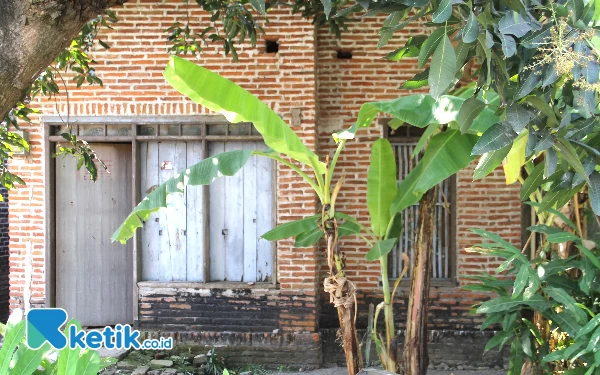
[367,138,398,237]
[164,56,325,175]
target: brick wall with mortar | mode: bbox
[6,0,522,367]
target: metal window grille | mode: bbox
[388,140,454,279]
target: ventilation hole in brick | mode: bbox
[337,50,352,59]
[265,40,279,53]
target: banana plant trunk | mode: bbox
[337,303,362,375]
[323,212,362,375]
[402,187,437,375]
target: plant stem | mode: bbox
[574,194,583,237]
[253,151,325,202]
[379,255,396,371]
[358,234,374,247]
[325,140,346,202]
[403,187,437,375]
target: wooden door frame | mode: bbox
[43,115,279,328]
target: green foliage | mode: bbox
[0,310,115,375]
[261,215,320,241]
[388,128,477,215]
[330,0,600,213]
[203,348,226,375]
[164,0,265,61]
[55,133,108,182]
[468,228,600,373]
[114,58,365,251]
[346,83,600,216]
[367,138,398,237]
[365,239,397,261]
[429,35,456,98]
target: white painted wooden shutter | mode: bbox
[140,140,274,283]
[209,141,273,282]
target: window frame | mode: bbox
[383,121,458,287]
[44,115,278,308]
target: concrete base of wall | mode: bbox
[140,329,506,371]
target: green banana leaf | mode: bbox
[365,239,397,261]
[333,93,499,142]
[367,139,398,238]
[10,342,51,375]
[390,130,476,215]
[261,215,320,241]
[294,227,324,247]
[56,320,83,375]
[164,56,325,175]
[414,130,477,194]
[75,350,102,375]
[0,320,25,375]
[112,150,254,243]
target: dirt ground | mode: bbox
[271,369,505,375]
[99,348,505,375]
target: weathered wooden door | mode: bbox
[55,143,133,326]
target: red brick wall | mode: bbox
[7,0,522,333]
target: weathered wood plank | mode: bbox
[256,143,273,282]
[157,142,176,281]
[242,142,258,282]
[166,142,188,281]
[186,141,204,281]
[209,142,226,281]
[56,146,78,319]
[224,142,244,282]
[141,142,161,281]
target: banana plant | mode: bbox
[361,138,409,371]
[0,309,115,375]
[335,88,493,374]
[111,58,492,374]
[112,55,366,374]
[345,110,482,373]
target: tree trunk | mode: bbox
[337,303,362,375]
[323,213,362,375]
[402,187,437,375]
[0,0,127,120]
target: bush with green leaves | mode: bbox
[468,216,600,374]
[0,309,115,375]
[345,78,600,373]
